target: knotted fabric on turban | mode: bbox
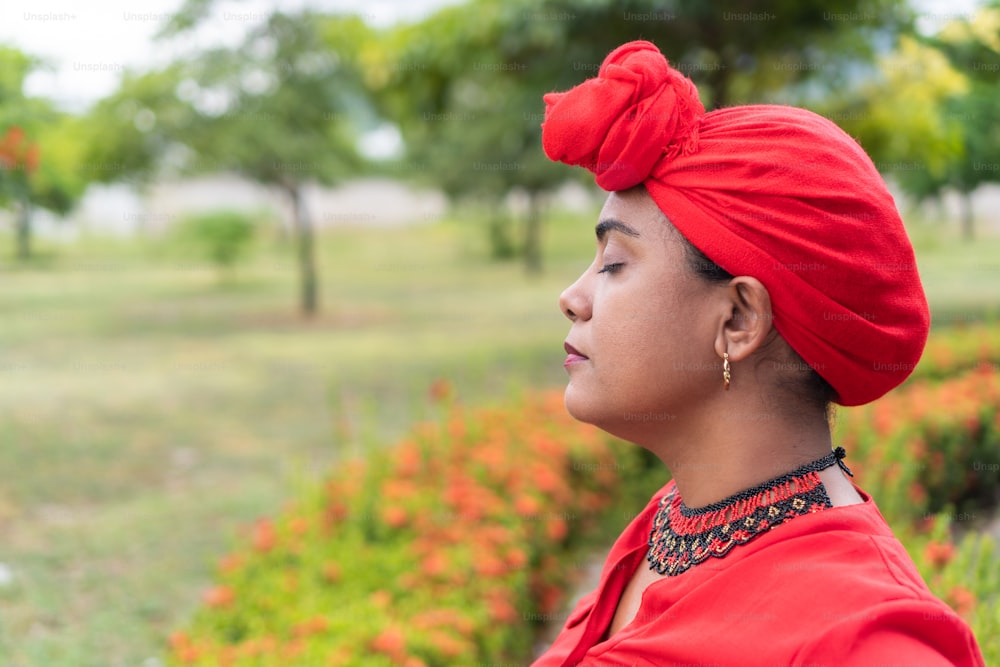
[542,40,929,406]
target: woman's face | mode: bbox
[559,187,724,442]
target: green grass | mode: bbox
[0,209,997,666]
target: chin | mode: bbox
[564,385,627,436]
[563,383,604,425]
[564,384,671,451]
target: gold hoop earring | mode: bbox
[723,352,731,391]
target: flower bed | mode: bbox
[168,392,640,666]
[169,339,1000,665]
[910,323,1000,383]
[835,363,1000,521]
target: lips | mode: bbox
[564,342,589,367]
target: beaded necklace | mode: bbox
[647,447,853,577]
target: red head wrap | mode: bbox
[542,40,929,406]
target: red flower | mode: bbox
[428,630,467,657]
[2,126,24,155]
[515,494,542,517]
[474,553,508,578]
[537,582,563,615]
[428,378,453,403]
[321,561,341,583]
[488,593,519,623]
[370,590,393,608]
[381,505,408,529]
[546,516,569,542]
[252,518,277,552]
[293,615,329,637]
[217,553,243,574]
[288,515,309,536]
[924,541,955,569]
[505,547,529,569]
[371,625,407,661]
[202,585,235,608]
[946,585,976,618]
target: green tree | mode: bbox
[0,46,87,260]
[172,12,369,315]
[930,7,1000,240]
[82,63,193,190]
[87,12,370,315]
[368,0,913,272]
[822,35,967,216]
[828,7,1000,241]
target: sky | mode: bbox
[0,0,983,112]
[0,0,462,111]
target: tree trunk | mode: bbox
[15,199,32,261]
[524,191,543,275]
[959,190,975,242]
[287,183,319,316]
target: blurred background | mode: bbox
[1,0,999,665]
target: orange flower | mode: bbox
[2,126,24,153]
[175,644,200,664]
[532,463,564,496]
[169,631,192,651]
[370,589,393,608]
[537,582,563,615]
[546,516,569,542]
[421,552,448,578]
[322,561,342,583]
[202,585,236,608]
[515,494,542,517]
[428,630,468,658]
[324,501,349,528]
[289,515,309,536]
[371,625,407,661]
[908,483,928,506]
[505,547,529,569]
[326,646,352,666]
[488,594,519,623]
[924,541,956,569]
[217,553,243,574]
[381,505,409,529]
[428,378,453,403]
[282,638,306,659]
[252,518,277,552]
[474,553,507,578]
[396,442,423,477]
[947,585,976,618]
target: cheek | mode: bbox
[603,280,713,381]
[597,287,682,373]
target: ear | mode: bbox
[712,276,774,363]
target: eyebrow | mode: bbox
[595,218,640,241]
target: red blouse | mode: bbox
[532,481,985,666]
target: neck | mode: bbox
[648,397,834,509]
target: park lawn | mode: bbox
[0,208,997,667]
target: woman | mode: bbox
[532,41,984,666]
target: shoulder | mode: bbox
[732,501,985,665]
[794,598,985,666]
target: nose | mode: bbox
[559,269,592,322]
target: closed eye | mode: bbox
[597,262,624,275]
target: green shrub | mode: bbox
[168,390,628,666]
[835,365,1000,521]
[174,210,258,277]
